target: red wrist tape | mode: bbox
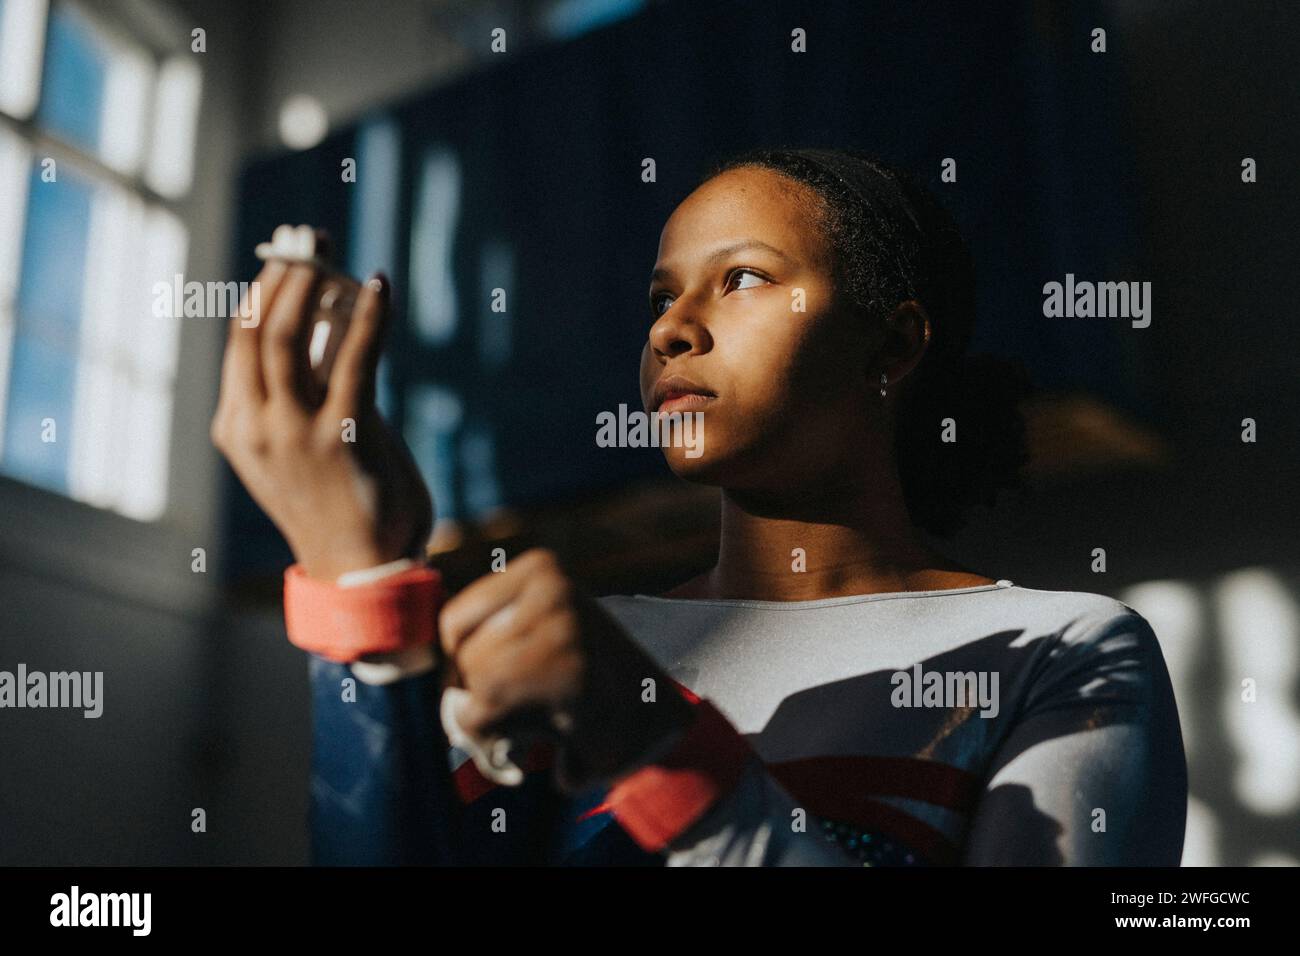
[601,685,756,853]
[282,563,444,663]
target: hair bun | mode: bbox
[895,352,1036,538]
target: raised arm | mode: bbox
[210,233,561,863]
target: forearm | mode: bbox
[292,558,558,865]
[308,655,458,864]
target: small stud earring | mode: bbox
[879,372,888,397]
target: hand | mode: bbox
[438,548,697,792]
[210,251,433,581]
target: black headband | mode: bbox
[787,148,971,365]
[792,148,924,238]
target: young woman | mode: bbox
[211,146,1187,866]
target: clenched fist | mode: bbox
[439,548,696,792]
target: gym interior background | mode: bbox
[0,0,1295,864]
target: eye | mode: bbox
[726,268,770,292]
[649,291,675,318]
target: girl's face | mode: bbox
[639,165,883,492]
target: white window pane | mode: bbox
[0,125,22,445]
[134,206,186,379]
[22,167,184,522]
[67,358,118,506]
[79,186,186,381]
[0,124,31,293]
[70,183,137,506]
[100,42,153,174]
[70,185,182,517]
[117,379,170,520]
[145,55,200,197]
[79,181,142,359]
[0,0,48,118]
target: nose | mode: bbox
[648,298,712,361]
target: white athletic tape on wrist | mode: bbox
[440,686,525,787]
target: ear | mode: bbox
[872,299,932,385]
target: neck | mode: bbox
[675,468,987,601]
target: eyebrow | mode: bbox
[649,239,792,285]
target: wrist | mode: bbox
[598,687,756,853]
[555,686,694,793]
[297,541,421,582]
[282,561,444,663]
[337,557,421,587]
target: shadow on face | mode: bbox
[639,166,884,493]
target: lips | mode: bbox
[651,375,716,413]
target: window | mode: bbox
[0,0,200,520]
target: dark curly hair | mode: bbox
[698,146,1035,538]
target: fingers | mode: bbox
[322,273,389,420]
[217,259,288,409]
[260,263,320,403]
[438,552,559,663]
[452,574,568,682]
[438,551,580,740]
[453,622,580,739]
